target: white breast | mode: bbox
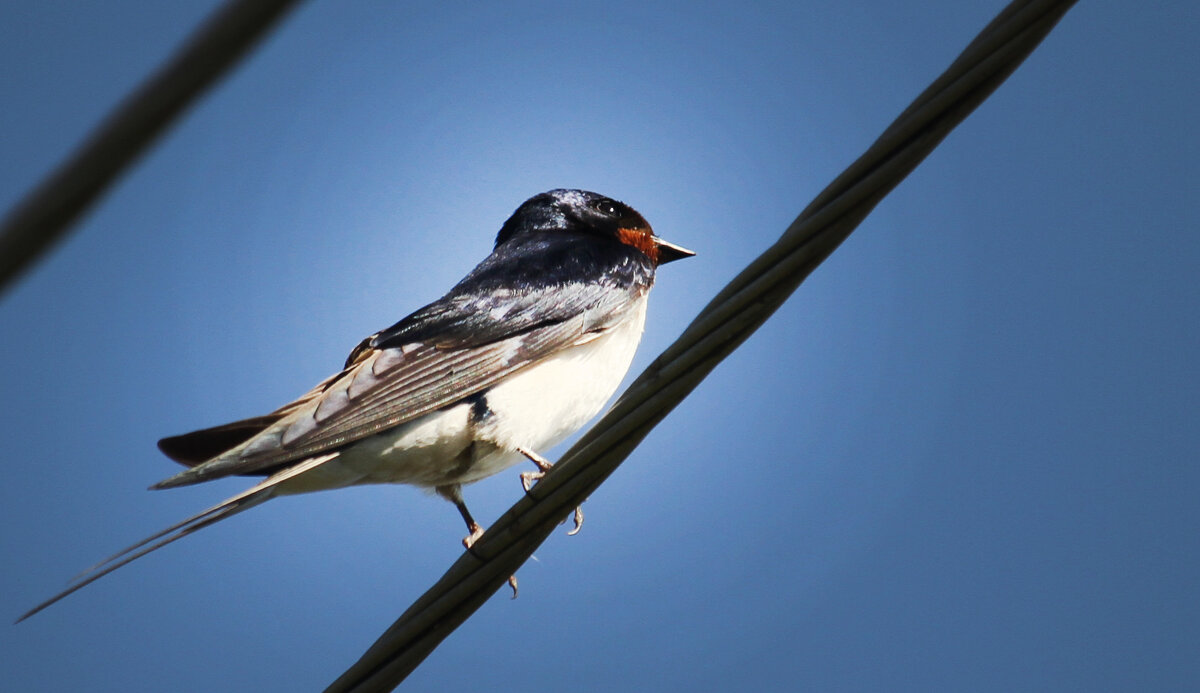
[473,297,648,466]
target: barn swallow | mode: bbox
[19,189,693,620]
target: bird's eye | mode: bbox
[592,198,619,216]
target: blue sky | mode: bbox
[2,1,1197,691]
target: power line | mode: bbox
[0,0,304,297]
[325,1,1081,690]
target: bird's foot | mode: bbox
[520,470,544,493]
[462,521,484,549]
[515,446,585,537]
[460,522,517,595]
[567,505,584,536]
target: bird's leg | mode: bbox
[515,446,585,537]
[516,445,554,491]
[435,484,483,549]
[436,483,518,597]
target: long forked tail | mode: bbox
[16,453,337,622]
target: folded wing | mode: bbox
[154,270,646,488]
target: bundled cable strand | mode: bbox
[0,0,303,296]
[326,1,1080,691]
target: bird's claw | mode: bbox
[517,456,584,536]
[462,521,484,549]
[458,520,516,597]
[518,469,542,491]
[567,505,584,536]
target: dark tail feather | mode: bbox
[16,453,337,623]
[157,415,280,467]
[157,375,344,468]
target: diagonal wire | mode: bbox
[325,0,1080,690]
[0,0,304,298]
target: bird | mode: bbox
[19,188,693,620]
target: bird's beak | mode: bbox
[653,236,696,264]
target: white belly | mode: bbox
[275,300,647,494]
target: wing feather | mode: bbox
[153,294,631,487]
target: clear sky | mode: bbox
[2,2,1197,691]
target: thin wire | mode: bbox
[325,1,1081,691]
[0,0,304,297]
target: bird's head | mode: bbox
[495,189,694,265]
